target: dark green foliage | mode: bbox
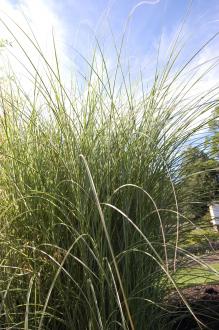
[205,106,219,159]
[179,146,218,220]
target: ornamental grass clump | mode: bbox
[0,19,219,329]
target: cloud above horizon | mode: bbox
[0,0,70,93]
[0,0,218,102]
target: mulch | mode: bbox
[165,285,219,329]
[167,284,219,303]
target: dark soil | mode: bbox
[165,285,219,329]
[186,252,219,267]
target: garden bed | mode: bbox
[166,285,219,329]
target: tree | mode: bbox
[179,146,218,220]
[205,106,219,159]
[179,105,219,220]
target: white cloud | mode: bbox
[0,0,70,95]
[0,0,218,115]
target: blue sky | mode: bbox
[0,0,219,92]
[52,1,219,45]
[51,1,219,53]
[1,1,219,58]
[44,0,219,73]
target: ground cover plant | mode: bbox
[176,263,219,287]
[179,213,219,254]
[0,18,219,329]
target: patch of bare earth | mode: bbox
[165,285,219,329]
